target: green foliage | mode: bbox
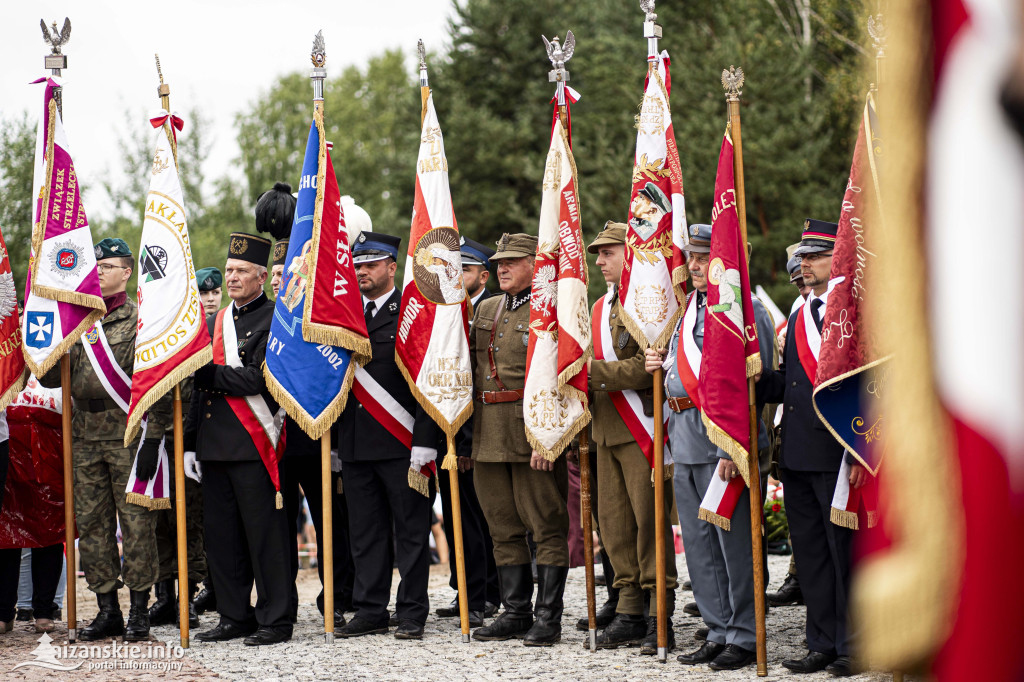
[0,113,37,288]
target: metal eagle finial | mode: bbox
[722,65,745,101]
[418,39,426,71]
[311,30,326,68]
[542,31,575,71]
[40,18,72,55]
[639,0,656,20]
[867,14,886,55]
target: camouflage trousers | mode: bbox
[73,439,158,594]
[154,456,206,583]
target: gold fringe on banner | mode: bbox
[396,356,473,445]
[701,413,751,488]
[124,348,212,446]
[125,491,170,510]
[525,409,591,463]
[263,354,357,441]
[698,506,731,531]
[0,369,27,413]
[746,353,762,379]
[407,468,431,497]
[831,507,859,530]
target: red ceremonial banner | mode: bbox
[0,226,26,409]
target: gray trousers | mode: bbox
[673,460,756,650]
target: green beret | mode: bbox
[94,238,132,261]
[196,267,222,292]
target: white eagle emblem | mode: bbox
[0,272,16,320]
[531,264,557,312]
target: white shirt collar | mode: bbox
[471,289,487,306]
[362,287,396,317]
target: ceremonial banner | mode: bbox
[125,111,212,445]
[22,78,104,376]
[523,111,590,460]
[619,51,688,349]
[0,226,26,409]
[265,116,369,439]
[395,90,472,472]
[754,284,787,336]
[811,93,885,528]
[698,129,760,484]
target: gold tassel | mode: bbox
[441,436,458,472]
[275,491,283,509]
[830,506,859,530]
[126,492,152,509]
[697,507,732,531]
[407,468,430,497]
[150,497,172,511]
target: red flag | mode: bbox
[0,226,25,409]
[697,129,760,484]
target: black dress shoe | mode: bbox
[484,601,498,618]
[694,627,708,641]
[388,614,399,627]
[436,598,460,618]
[682,580,692,591]
[468,610,484,628]
[16,608,33,622]
[338,616,389,637]
[195,622,257,642]
[826,655,860,677]
[192,583,216,615]
[593,613,646,649]
[243,627,291,646]
[683,601,701,617]
[640,616,675,655]
[767,574,804,607]
[783,650,837,673]
[709,644,756,671]
[394,620,424,640]
[677,641,725,665]
[576,599,618,631]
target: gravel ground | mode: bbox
[1,554,896,681]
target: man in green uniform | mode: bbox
[470,233,570,647]
[39,238,171,642]
[587,223,678,653]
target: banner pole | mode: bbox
[652,368,667,662]
[724,65,768,677]
[321,433,334,644]
[578,429,597,651]
[60,355,76,642]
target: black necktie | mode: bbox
[810,298,824,333]
[364,300,376,326]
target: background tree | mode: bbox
[0,114,35,288]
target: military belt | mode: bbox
[667,396,696,412]
[476,389,524,404]
[73,398,122,413]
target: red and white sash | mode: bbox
[213,308,286,507]
[675,293,702,411]
[830,458,879,530]
[352,367,434,496]
[793,294,822,383]
[592,292,663,468]
[698,471,746,531]
[82,321,171,509]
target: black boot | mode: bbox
[523,565,568,647]
[593,612,646,649]
[176,581,200,628]
[767,574,804,607]
[148,579,177,626]
[193,580,216,614]
[472,564,533,641]
[576,597,618,631]
[124,590,151,641]
[640,615,675,654]
[80,592,124,641]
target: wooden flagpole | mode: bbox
[41,17,77,643]
[310,31,335,646]
[419,40,471,643]
[723,65,768,677]
[154,53,191,650]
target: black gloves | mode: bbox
[135,439,161,481]
[192,363,216,390]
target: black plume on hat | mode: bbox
[254,182,296,241]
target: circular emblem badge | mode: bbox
[84,327,100,345]
[56,248,77,271]
[412,227,465,305]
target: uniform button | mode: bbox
[503,318,509,324]
[247,331,252,337]
[792,381,797,387]
[788,406,794,412]
[600,383,607,389]
[494,347,499,352]
[234,315,238,320]
[611,313,617,319]
[205,400,211,406]
[498,332,504,338]
[356,404,362,409]
[205,412,211,418]
[485,376,491,382]
[669,374,675,379]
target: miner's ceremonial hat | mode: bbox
[460,236,496,268]
[254,182,296,241]
[273,239,289,267]
[196,267,222,292]
[95,238,132,260]
[587,221,627,254]
[341,196,372,235]
[352,232,401,264]
[685,224,712,254]
[490,233,538,260]
[787,256,803,282]
[794,219,839,256]
[227,232,272,266]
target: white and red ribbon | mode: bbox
[698,472,746,531]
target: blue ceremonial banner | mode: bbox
[813,357,890,470]
[264,119,366,439]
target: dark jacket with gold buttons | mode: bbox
[337,289,435,462]
[184,292,279,462]
[470,291,531,463]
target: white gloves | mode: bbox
[410,446,438,470]
[183,450,202,483]
[330,449,342,473]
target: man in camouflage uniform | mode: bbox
[39,238,171,642]
[470,233,570,647]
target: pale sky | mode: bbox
[0,0,455,217]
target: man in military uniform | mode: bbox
[336,232,436,641]
[586,222,677,653]
[39,238,170,642]
[197,267,223,316]
[762,220,864,676]
[185,232,293,646]
[645,223,775,671]
[434,237,500,625]
[470,233,570,647]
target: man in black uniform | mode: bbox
[185,232,293,646]
[336,232,436,640]
[434,237,501,625]
[762,220,865,676]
